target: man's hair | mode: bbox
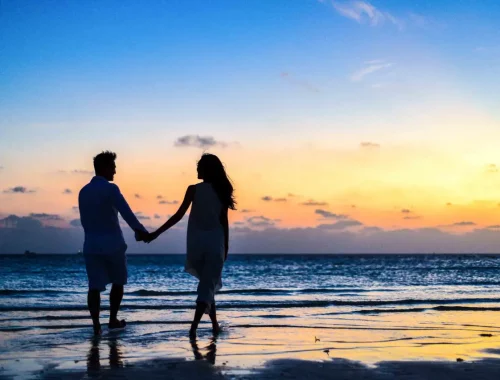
[93,151,117,173]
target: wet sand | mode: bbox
[2,310,500,379]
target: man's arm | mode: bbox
[111,184,147,237]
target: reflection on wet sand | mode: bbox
[87,335,124,374]
[191,336,218,365]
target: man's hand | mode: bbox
[134,229,149,242]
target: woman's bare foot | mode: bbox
[189,327,197,340]
[212,323,221,335]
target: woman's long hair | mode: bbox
[197,154,236,210]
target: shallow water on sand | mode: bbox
[2,254,500,378]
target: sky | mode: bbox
[1,0,500,253]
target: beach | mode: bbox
[2,254,500,379]
[2,309,500,379]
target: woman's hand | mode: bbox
[145,230,160,243]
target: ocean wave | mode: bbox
[127,287,395,297]
[3,297,500,312]
[0,289,71,295]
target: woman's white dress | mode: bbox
[186,182,225,304]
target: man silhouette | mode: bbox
[78,151,148,335]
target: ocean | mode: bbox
[2,253,500,377]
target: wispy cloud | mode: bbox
[30,213,63,221]
[280,72,320,93]
[360,141,381,149]
[317,219,363,230]
[261,196,273,202]
[174,135,228,149]
[3,186,36,194]
[134,193,142,199]
[154,214,161,219]
[315,209,348,220]
[449,221,476,227]
[330,1,404,29]
[247,216,276,227]
[486,164,498,173]
[240,209,255,213]
[135,212,151,220]
[351,61,393,82]
[302,200,329,206]
[63,189,72,195]
[159,200,179,205]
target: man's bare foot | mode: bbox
[108,319,126,331]
[93,323,102,336]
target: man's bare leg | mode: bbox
[88,290,101,335]
[109,284,125,329]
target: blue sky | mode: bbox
[1,1,500,253]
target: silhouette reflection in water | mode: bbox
[190,336,217,365]
[87,335,124,374]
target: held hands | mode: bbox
[134,229,162,244]
[143,230,160,244]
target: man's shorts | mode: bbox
[84,247,128,292]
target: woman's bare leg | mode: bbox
[208,302,221,335]
[189,301,207,339]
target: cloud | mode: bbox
[157,195,163,199]
[315,209,348,219]
[174,135,227,149]
[330,1,404,29]
[317,219,363,230]
[29,213,63,221]
[274,198,287,202]
[351,61,393,82]
[154,214,161,219]
[240,209,255,213]
[135,212,151,220]
[70,219,82,227]
[0,165,3,170]
[247,216,276,228]
[261,196,273,202]
[280,72,320,93]
[0,215,40,228]
[159,200,179,205]
[486,225,500,229]
[301,200,329,206]
[134,193,142,199]
[403,216,421,220]
[63,189,72,195]
[58,169,94,175]
[360,142,380,149]
[72,206,79,213]
[3,186,36,194]
[446,202,453,206]
[401,209,412,214]
[486,164,498,173]
[3,212,500,254]
[452,221,476,227]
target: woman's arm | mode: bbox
[220,207,229,260]
[148,185,195,241]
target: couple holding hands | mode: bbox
[78,151,235,337]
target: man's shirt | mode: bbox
[79,176,145,254]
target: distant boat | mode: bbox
[24,250,36,257]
